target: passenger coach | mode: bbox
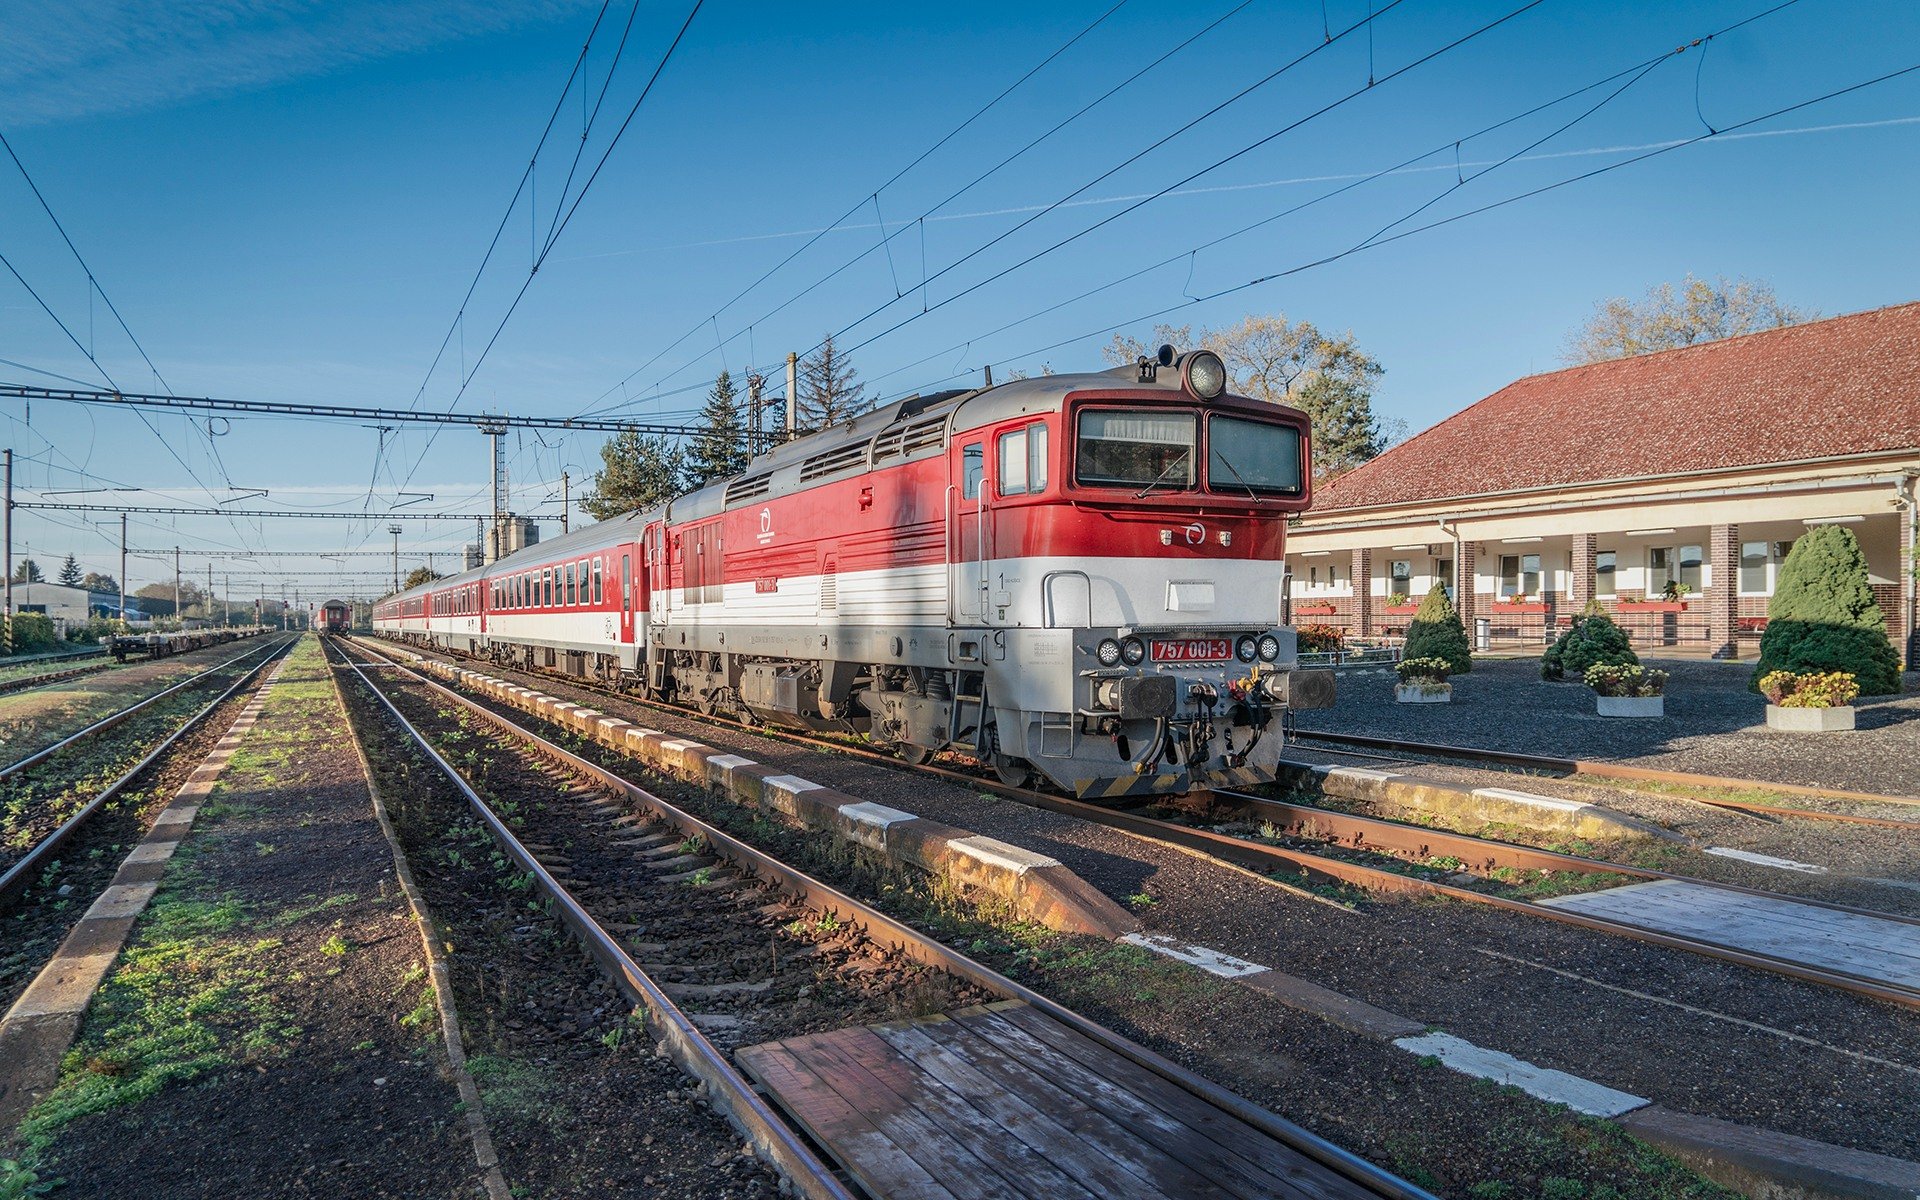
[374,348,1332,799]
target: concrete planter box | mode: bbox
[1396,683,1452,704]
[1596,695,1664,718]
[1765,704,1855,732]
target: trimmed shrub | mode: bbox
[1757,670,1859,709]
[1397,657,1452,685]
[1753,526,1899,696]
[3,613,60,654]
[1401,584,1470,674]
[1542,601,1638,680]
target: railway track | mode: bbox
[1285,726,1920,825]
[330,637,1430,1200]
[0,656,113,698]
[0,633,296,905]
[351,635,1920,1014]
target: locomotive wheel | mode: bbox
[696,691,720,716]
[894,743,934,766]
[990,752,1032,789]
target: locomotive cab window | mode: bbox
[1076,410,1195,491]
[998,423,1049,496]
[1206,415,1302,497]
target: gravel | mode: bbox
[1291,658,1920,795]
[407,645,1920,1168]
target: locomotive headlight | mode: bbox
[1257,633,1282,661]
[1235,635,1258,663]
[1183,350,1227,401]
[1096,638,1123,667]
[1120,637,1146,666]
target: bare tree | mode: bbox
[1563,275,1815,364]
[1105,315,1386,479]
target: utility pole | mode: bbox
[389,524,402,593]
[118,513,127,630]
[3,449,12,644]
[207,563,214,626]
[785,351,798,443]
[173,546,181,628]
[224,574,230,628]
[561,471,570,535]
[746,372,765,459]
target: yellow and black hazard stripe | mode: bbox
[1073,771,1190,799]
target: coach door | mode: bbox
[619,552,634,643]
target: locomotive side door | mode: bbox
[949,441,988,622]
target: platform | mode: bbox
[735,1000,1384,1200]
[1539,880,1920,990]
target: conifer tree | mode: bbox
[688,369,749,487]
[57,554,82,586]
[582,430,688,520]
[1401,583,1471,674]
[1753,526,1900,695]
[796,334,870,432]
[1542,599,1638,680]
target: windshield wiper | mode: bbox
[1211,448,1261,502]
[1133,449,1192,499]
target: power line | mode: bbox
[19,502,561,521]
[131,548,461,557]
[575,0,1140,418]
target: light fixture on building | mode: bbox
[1623,528,1676,536]
[1802,515,1865,525]
[1293,550,1332,558]
[1390,544,1426,550]
[1500,537,1543,544]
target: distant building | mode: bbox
[7,582,151,624]
[488,515,540,563]
[1288,301,1920,665]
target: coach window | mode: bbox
[540,568,550,607]
[593,559,603,605]
[962,443,984,499]
[579,560,590,604]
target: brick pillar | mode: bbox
[1454,541,1476,630]
[1709,523,1738,659]
[1570,534,1597,612]
[1351,548,1373,637]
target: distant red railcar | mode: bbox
[320,599,352,634]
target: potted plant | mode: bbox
[1384,592,1419,616]
[1585,663,1667,717]
[1496,593,1550,614]
[1296,600,1338,616]
[1620,582,1691,613]
[1395,657,1453,703]
[1758,670,1859,732]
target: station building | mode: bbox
[1285,300,1920,665]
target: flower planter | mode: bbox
[1383,604,1421,616]
[1395,683,1452,704]
[1296,605,1337,616]
[1617,601,1688,613]
[1595,695,1663,718]
[1765,704,1855,732]
[1493,603,1549,615]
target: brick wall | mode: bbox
[1708,523,1738,658]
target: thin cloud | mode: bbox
[0,0,597,128]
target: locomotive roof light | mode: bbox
[1182,349,1227,401]
[1096,638,1123,667]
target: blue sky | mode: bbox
[2,0,1916,597]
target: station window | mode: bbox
[1307,566,1319,587]
[1647,547,1673,594]
[1740,541,1770,593]
[1596,550,1617,597]
[962,443,984,499]
[1435,557,1454,599]
[1499,554,1540,597]
[997,423,1049,496]
[1389,560,1412,595]
[1678,544,1703,592]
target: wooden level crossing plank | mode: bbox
[1538,880,1920,989]
[736,1001,1384,1200]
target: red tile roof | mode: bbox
[1314,300,1920,513]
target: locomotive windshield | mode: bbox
[1207,415,1303,497]
[1076,410,1196,491]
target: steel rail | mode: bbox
[1288,727,1920,808]
[335,637,1434,1200]
[331,643,860,1200]
[0,634,297,905]
[0,632,278,784]
[0,658,114,698]
[357,636,1920,1011]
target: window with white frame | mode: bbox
[1740,541,1769,593]
[1596,550,1617,597]
[1499,554,1540,597]
[1678,544,1703,592]
[1648,547,1673,594]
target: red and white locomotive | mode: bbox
[374,348,1331,798]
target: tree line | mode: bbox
[577,274,1809,519]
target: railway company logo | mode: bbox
[1184,523,1205,546]
[757,507,774,545]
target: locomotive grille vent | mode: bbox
[800,443,870,482]
[725,475,771,504]
[871,429,905,462]
[900,418,947,455]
